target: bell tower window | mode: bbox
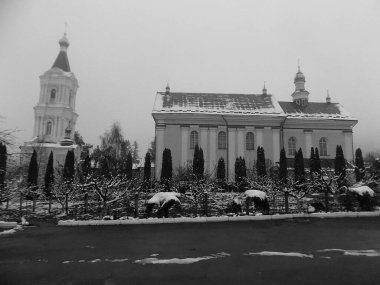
[46,121,52,135]
[50,89,56,103]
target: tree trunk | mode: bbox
[325,190,329,213]
[285,192,289,213]
[194,196,198,217]
[65,193,69,215]
[245,199,250,215]
[6,199,9,209]
[19,194,23,217]
[134,193,138,218]
[103,199,108,217]
[32,197,36,212]
[84,193,88,214]
[48,196,52,213]
[203,193,208,216]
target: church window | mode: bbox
[288,137,296,156]
[50,89,56,103]
[218,131,226,149]
[246,132,254,150]
[319,137,328,156]
[46,121,52,135]
[190,131,198,149]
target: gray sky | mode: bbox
[1,0,380,156]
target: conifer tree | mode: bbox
[315,147,321,173]
[0,143,6,194]
[309,147,316,175]
[193,144,200,176]
[334,145,346,176]
[294,148,305,182]
[235,157,247,183]
[44,151,54,197]
[161,148,172,182]
[199,147,204,179]
[126,151,133,179]
[355,148,365,181]
[27,150,39,201]
[82,155,91,179]
[63,150,75,182]
[256,147,267,177]
[279,147,287,183]
[144,152,151,181]
[216,157,226,181]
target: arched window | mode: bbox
[288,137,296,156]
[218,131,226,149]
[190,131,198,149]
[46,122,52,135]
[50,89,56,103]
[319,137,328,156]
[246,132,254,150]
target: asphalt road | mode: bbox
[1,217,380,285]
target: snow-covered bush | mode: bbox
[244,190,269,213]
[146,192,181,218]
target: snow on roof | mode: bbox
[153,92,285,116]
[278,101,356,120]
[244,190,268,200]
[147,192,181,207]
[348,186,375,197]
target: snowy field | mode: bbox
[1,217,380,284]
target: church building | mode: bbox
[21,32,80,169]
[152,67,358,180]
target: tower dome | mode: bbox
[291,65,309,106]
[59,33,70,48]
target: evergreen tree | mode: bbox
[334,145,346,176]
[126,151,133,179]
[256,147,267,177]
[193,144,200,176]
[315,147,321,173]
[355,148,365,181]
[161,148,172,182]
[0,143,6,193]
[279,147,287,183]
[44,151,54,197]
[132,141,139,164]
[63,150,75,182]
[294,148,305,182]
[27,150,39,200]
[144,152,151,181]
[309,147,316,175]
[235,157,247,183]
[199,147,204,179]
[100,157,110,177]
[216,157,226,181]
[82,155,91,179]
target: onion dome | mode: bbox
[294,66,305,82]
[59,33,70,48]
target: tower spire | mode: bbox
[262,81,267,95]
[52,29,71,72]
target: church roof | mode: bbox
[52,51,71,72]
[153,92,285,115]
[278,101,355,120]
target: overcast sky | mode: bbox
[1,0,380,156]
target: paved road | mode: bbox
[1,217,380,285]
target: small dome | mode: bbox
[59,33,70,48]
[294,71,305,82]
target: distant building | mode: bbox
[152,67,358,181]
[20,32,80,172]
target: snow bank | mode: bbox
[134,252,230,265]
[245,251,313,258]
[0,225,23,236]
[147,192,181,207]
[348,186,375,197]
[317,249,380,257]
[244,190,268,200]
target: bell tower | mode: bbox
[32,32,79,143]
[291,65,310,106]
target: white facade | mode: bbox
[152,70,358,181]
